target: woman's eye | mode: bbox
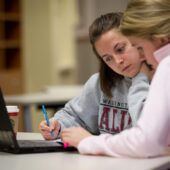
[116,46,124,53]
[132,43,142,51]
[105,56,112,62]
[137,46,143,50]
[137,46,144,56]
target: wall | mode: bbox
[21,0,79,132]
[21,0,128,132]
[22,0,79,94]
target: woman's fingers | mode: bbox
[40,119,61,140]
[60,127,92,147]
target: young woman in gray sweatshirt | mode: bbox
[40,12,153,140]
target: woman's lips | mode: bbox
[122,65,131,72]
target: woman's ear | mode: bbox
[160,37,169,46]
[138,47,145,61]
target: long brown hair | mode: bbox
[89,12,123,97]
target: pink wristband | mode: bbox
[64,142,69,148]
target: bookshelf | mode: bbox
[0,0,23,95]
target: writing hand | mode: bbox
[39,118,61,140]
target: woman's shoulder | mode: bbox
[85,73,100,85]
[154,55,170,77]
[83,73,102,94]
[160,55,170,65]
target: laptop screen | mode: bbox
[0,89,18,149]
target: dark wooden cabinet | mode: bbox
[0,0,23,94]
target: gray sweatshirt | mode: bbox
[54,72,149,135]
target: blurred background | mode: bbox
[0,0,128,132]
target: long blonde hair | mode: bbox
[120,0,170,39]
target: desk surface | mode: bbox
[4,85,83,105]
[0,132,170,170]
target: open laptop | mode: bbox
[0,88,76,154]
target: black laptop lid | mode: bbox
[0,88,18,149]
[0,88,77,154]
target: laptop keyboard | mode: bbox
[18,140,63,148]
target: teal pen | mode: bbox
[42,105,54,137]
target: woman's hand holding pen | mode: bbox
[60,127,92,148]
[39,118,61,140]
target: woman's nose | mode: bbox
[115,56,124,65]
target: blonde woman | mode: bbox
[61,0,170,158]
